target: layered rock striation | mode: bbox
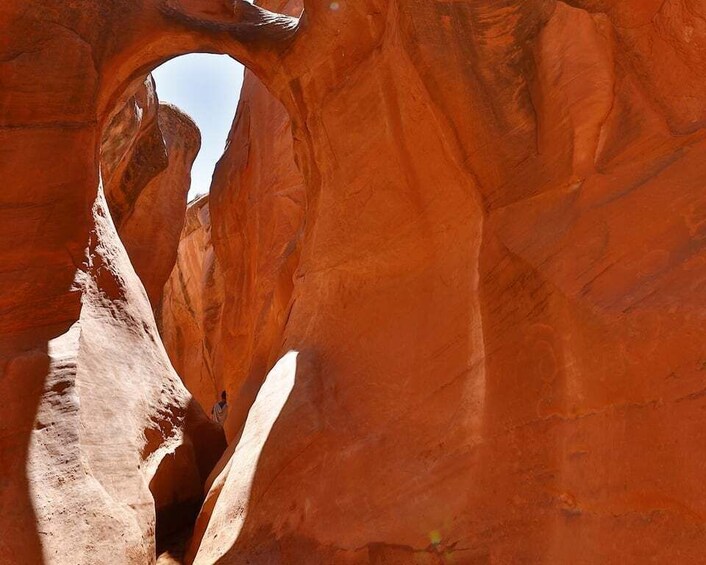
[180,1,706,563]
[0,2,232,561]
[4,0,706,564]
[160,195,225,410]
[102,76,202,308]
[159,53,306,437]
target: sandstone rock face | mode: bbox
[159,59,306,436]
[208,64,306,441]
[0,1,239,562]
[185,1,706,563]
[117,102,201,308]
[101,77,211,553]
[102,78,201,308]
[0,185,225,564]
[101,76,166,231]
[5,0,706,564]
[160,195,225,410]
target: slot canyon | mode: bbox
[3,0,706,563]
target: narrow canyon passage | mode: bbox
[1,1,305,562]
[5,1,706,564]
[94,9,308,560]
[108,50,303,563]
[147,45,308,564]
[98,56,242,562]
[104,52,245,409]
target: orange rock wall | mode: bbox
[118,103,201,308]
[160,56,306,432]
[160,195,225,409]
[101,77,167,231]
[209,63,306,439]
[0,1,234,562]
[5,0,706,564]
[102,78,201,308]
[187,1,706,563]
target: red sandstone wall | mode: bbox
[118,103,201,308]
[0,2,231,561]
[208,62,306,440]
[5,0,706,563]
[188,1,706,563]
[160,195,225,409]
[102,77,201,308]
[159,58,306,435]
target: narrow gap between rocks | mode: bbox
[152,54,244,200]
[144,54,244,564]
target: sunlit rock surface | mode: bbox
[159,195,225,411]
[159,59,305,436]
[0,1,228,562]
[183,1,706,563]
[102,77,201,308]
[5,0,706,563]
[101,76,167,233]
[207,64,306,442]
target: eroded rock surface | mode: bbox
[5,0,706,564]
[0,1,238,562]
[159,59,306,434]
[160,195,225,410]
[182,1,706,564]
[102,77,201,308]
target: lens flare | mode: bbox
[430,530,442,546]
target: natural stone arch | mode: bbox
[0,1,306,563]
[97,1,302,127]
[9,1,706,563]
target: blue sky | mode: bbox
[152,54,244,199]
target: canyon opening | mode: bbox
[3,1,706,564]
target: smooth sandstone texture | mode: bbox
[0,1,238,562]
[102,76,201,308]
[4,1,706,564]
[208,59,306,442]
[160,195,225,409]
[159,55,306,433]
[117,102,201,308]
[101,79,216,551]
[182,1,706,564]
[101,76,166,232]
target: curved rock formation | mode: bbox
[159,55,306,434]
[184,1,706,563]
[207,63,306,442]
[102,76,202,308]
[101,76,167,232]
[5,0,706,564]
[118,103,201,307]
[160,195,225,409]
[0,1,240,561]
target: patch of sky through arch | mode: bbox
[153,54,244,200]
